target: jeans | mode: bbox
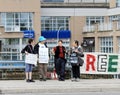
[25,63,33,72]
[55,58,66,80]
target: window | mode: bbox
[109,15,120,29]
[86,16,104,26]
[116,0,120,7]
[41,16,69,31]
[42,0,64,2]
[0,12,33,32]
[109,15,118,22]
[99,37,113,53]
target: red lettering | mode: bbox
[86,54,96,71]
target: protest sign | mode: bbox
[25,53,37,65]
[39,48,49,63]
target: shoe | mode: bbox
[39,78,43,81]
[26,79,30,82]
[29,79,35,82]
[75,78,80,82]
[59,78,65,81]
[71,78,76,82]
[39,78,46,81]
[43,79,47,81]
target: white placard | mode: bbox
[25,53,37,65]
[39,48,49,63]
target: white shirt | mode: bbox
[38,43,46,48]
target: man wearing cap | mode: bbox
[34,36,49,81]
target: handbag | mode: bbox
[78,56,84,66]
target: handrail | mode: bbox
[41,0,109,3]
[0,52,71,69]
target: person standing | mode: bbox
[70,40,83,82]
[21,39,35,82]
[34,36,49,81]
[52,40,67,81]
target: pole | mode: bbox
[57,26,64,43]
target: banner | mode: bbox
[25,54,37,66]
[39,48,49,63]
[80,52,120,74]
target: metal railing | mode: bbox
[0,52,71,69]
[41,0,109,3]
[98,23,113,31]
[83,25,95,32]
[83,23,113,32]
[64,0,109,3]
[0,52,22,61]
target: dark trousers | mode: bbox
[55,58,66,80]
[72,65,80,78]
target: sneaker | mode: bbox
[71,78,76,82]
[59,79,65,81]
[43,79,47,81]
[26,79,30,82]
[39,78,43,81]
[29,80,35,82]
[75,78,80,82]
[58,77,65,81]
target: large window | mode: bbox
[86,16,104,26]
[109,15,118,22]
[116,0,120,7]
[109,15,120,29]
[42,0,64,2]
[0,12,33,32]
[99,37,113,53]
[41,16,69,31]
[0,38,28,60]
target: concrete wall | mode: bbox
[109,0,116,8]
[70,16,85,45]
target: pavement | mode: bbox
[0,79,120,94]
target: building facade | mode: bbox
[41,0,120,54]
[0,0,40,60]
[1,0,120,61]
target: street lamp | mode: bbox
[57,26,64,43]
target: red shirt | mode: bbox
[53,46,65,58]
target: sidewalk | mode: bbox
[0,79,120,94]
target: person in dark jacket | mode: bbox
[34,36,49,81]
[70,40,83,82]
[52,40,67,81]
[21,39,35,82]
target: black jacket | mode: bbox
[21,44,34,54]
[34,43,47,54]
[54,46,66,59]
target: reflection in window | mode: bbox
[0,12,33,32]
[41,16,69,31]
[99,37,113,53]
[86,16,104,26]
[116,0,120,7]
[42,0,64,2]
